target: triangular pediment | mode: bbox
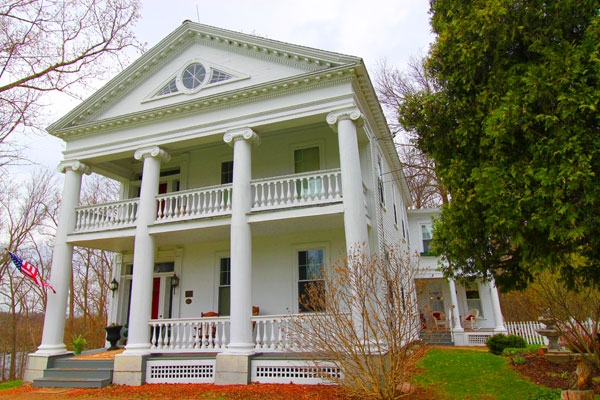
[48,21,362,136]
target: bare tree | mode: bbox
[0,0,142,165]
[375,58,448,207]
[0,169,57,379]
[290,245,424,400]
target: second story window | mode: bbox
[294,146,320,173]
[377,156,385,205]
[221,161,233,184]
[421,224,433,255]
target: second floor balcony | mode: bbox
[73,169,344,236]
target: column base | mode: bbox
[113,353,149,386]
[122,342,152,356]
[225,342,256,356]
[35,343,68,355]
[214,353,251,385]
[23,352,72,382]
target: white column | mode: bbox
[326,109,370,252]
[489,279,507,332]
[448,279,464,332]
[124,146,170,354]
[37,161,90,355]
[223,128,259,354]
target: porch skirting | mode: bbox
[145,354,341,385]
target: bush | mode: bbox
[486,334,527,355]
[525,387,561,400]
[502,344,544,356]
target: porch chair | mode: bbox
[432,311,447,330]
[463,309,480,330]
[200,311,220,345]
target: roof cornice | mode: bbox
[48,21,361,133]
[50,65,359,139]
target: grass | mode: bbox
[0,380,21,390]
[413,348,561,400]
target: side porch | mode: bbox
[417,274,507,346]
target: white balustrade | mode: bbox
[72,170,344,233]
[251,169,342,210]
[74,199,139,232]
[156,184,232,222]
[147,315,297,353]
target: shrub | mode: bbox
[525,387,561,400]
[512,355,527,365]
[486,334,527,355]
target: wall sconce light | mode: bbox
[109,278,119,292]
[171,274,180,288]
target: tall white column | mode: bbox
[327,109,370,252]
[489,279,507,332]
[124,146,170,354]
[448,279,464,332]
[37,161,90,355]
[223,128,259,354]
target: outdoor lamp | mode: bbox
[109,278,119,292]
[171,274,180,288]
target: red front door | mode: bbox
[151,277,161,319]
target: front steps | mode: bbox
[420,330,454,346]
[33,357,114,388]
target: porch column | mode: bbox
[223,128,259,354]
[125,146,170,354]
[36,161,90,355]
[448,279,464,332]
[326,109,369,252]
[489,279,507,332]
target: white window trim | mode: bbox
[291,242,330,314]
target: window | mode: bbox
[298,249,325,312]
[294,147,321,198]
[377,156,385,205]
[221,161,233,184]
[182,63,207,90]
[465,282,483,316]
[421,224,433,255]
[218,257,231,316]
[392,189,398,225]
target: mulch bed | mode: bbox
[510,352,600,394]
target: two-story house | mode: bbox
[24,21,506,387]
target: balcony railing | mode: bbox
[251,169,342,210]
[74,199,139,232]
[156,184,232,223]
[148,315,298,353]
[73,169,343,233]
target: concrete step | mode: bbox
[52,358,114,369]
[33,377,112,389]
[420,330,454,346]
[33,357,115,388]
[43,367,113,380]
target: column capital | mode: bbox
[57,160,91,175]
[326,108,364,132]
[134,146,171,162]
[223,128,260,146]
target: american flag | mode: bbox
[8,251,56,293]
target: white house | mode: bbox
[24,22,506,387]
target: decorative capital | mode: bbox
[134,146,171,162]
[57,160,91,175]
[223,128,260,147]
[326,108,364,132]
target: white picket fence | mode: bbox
[505,321,548,345]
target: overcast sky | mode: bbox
[19,0,434,173]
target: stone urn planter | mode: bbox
[105,324,122,350]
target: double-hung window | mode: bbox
[421,224,433,255]
[298,249,325,312]
[218,257,231,316]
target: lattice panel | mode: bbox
[468,334,493,345]
[252,360,341,384]
[146,359,215,383]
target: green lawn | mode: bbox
[413,348,561,400]
[0,380,21,390]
